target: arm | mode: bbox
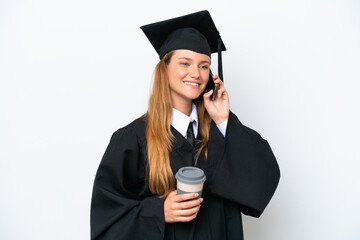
[203,112,280,217]
[90,129,165,240]
[203,75,280,217]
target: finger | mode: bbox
[216,88,226,98]
[178,198,203,209]
[170,192,199,203]
[175,205,201,217]
[212,74,223,83]
[177,193,199,202]
[214,78,224,87]
[216,83,227,96]
[211,73,221,80]
[175,211,198,222]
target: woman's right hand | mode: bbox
[164,190,203,223]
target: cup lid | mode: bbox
[175,166,206,184]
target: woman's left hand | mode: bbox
[203,75,229,125]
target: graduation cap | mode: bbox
[140,10,226,81]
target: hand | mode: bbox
[203,75,229,125]
[164,190,203,223]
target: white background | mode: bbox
[1,0,359,239]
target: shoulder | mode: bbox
[122,115,147,133]
[101,116,147,161]
[113,115,147,144]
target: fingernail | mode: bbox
[194,193,199,197]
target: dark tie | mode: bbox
[186,121,195,146]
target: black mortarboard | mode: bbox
[140,10,226,81]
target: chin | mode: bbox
[188,93,202,100]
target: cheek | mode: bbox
[177,69,188,79]
[168,66,187,81]
[201,71,210,84]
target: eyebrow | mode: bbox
[177,57,211,64]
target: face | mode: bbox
[167,49,211,106]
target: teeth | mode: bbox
[184,82,199,86]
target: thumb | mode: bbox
[168,190,178,197]
[203,89,213,103]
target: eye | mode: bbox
[180,62,189,66]
[200,65,209,70]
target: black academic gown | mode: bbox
[90,111,280,240]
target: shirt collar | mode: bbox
[171,103,198,138]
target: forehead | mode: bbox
[172,49,211,62]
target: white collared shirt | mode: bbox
[171,103,227,138]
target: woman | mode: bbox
[91,10,280,240]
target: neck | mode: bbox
[172,98,192,116]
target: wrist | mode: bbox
[213,112,229,125]
[214,118,228,125]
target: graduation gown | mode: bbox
[90,111,280,240]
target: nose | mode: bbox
[189,66,200,79]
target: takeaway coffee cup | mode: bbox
[175,166,206,198]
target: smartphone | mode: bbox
[207,70,218,100]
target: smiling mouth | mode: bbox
[184,82,200,86]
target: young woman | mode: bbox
[91,11,280,240]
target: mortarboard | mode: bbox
[140,10,226,81]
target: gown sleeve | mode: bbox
[201,111,280,218]
[90,128,165,240]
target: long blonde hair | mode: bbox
[145,51,212,197]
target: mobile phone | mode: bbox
[208,70,218,100]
